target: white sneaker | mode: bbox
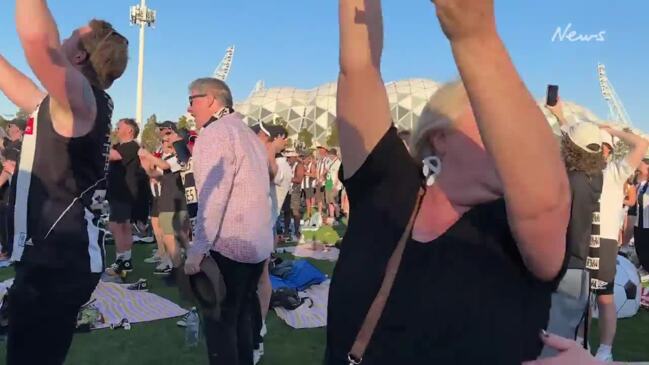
[253,343,264,365]
[595,351,613,362]
[144,254,162,264]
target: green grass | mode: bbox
[0,239,648,364]
[0,245,335,365]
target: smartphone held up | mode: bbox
[546,84,559,106]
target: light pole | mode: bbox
[130,0,156,140]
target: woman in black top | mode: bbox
[325,1,571,364]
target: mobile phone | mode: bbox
[546,84,559,106]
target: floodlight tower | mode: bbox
[130,0,156,138]
[213,46,235,81]
[598,63,633,127]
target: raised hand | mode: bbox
[431,0,497,43]
[545,98,564,118]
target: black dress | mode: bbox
[325,127,559,364]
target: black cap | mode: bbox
[156,120,178,132]
[267,125,288,139]
[7,118,27,130]
[250,122,271,137]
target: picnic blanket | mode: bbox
[282,244,340,262]
[90,281,187,329]
[273,280,330,329]
[0,278,186,330]
[270,259,327,291]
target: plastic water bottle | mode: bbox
[185,307,200,347]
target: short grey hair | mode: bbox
[189,78,233,108]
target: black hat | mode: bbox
[250,122,271,137]
[267,125,288,140]
[7,118,27,130]
[156,120,178,132]
[176,255,226,320]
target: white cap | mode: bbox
[599,129,618,149]
[283,148,300,157]
[561,122,602,154]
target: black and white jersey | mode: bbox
[180,158,198,237]
[11,89,113,273]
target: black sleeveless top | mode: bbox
[12,89,113,273]
[325,127,559,364]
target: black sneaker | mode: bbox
[107,258,133,274]
[127,279,148,291]
[153,264,172,275]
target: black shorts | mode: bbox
[592,238,618,295]
[109,200,132,223]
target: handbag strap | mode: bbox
[347,187,425,364]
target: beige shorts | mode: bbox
[159,210,189,236]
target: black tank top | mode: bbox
[12,89,113,273]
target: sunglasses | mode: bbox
[91,29,129,55]
[188,94,208,106]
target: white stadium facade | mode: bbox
[234,78,629,147]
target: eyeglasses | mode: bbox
[189,94,208,106]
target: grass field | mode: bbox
[0,231,648,364]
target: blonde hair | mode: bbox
[410,81,469,160]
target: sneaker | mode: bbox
[253,343,264,365]
[106,258,133,274]
[595,352,613,362]
[144,254,162,264]
[176,312,190,327]
[127,279,148,291]
[153,264,172,275]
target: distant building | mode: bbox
[233,78,627,147]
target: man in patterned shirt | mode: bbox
[184,77,272,365]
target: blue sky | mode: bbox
[0,1,647,130]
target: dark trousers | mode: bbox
[204,251,265,365]
[6,264,100,365]
[0,203,13,256]
[634,227,649,270]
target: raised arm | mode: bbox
[16,0,96,137]
[433,0,569,281]
[546,98,569,127]
[604,127,649,170]
[0,55,46,113]
[337,0,392,179]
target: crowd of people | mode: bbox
[0,0,647,364]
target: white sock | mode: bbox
[117,250,132,261]
[596,344,612,357]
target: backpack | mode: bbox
[270,287,313,311]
